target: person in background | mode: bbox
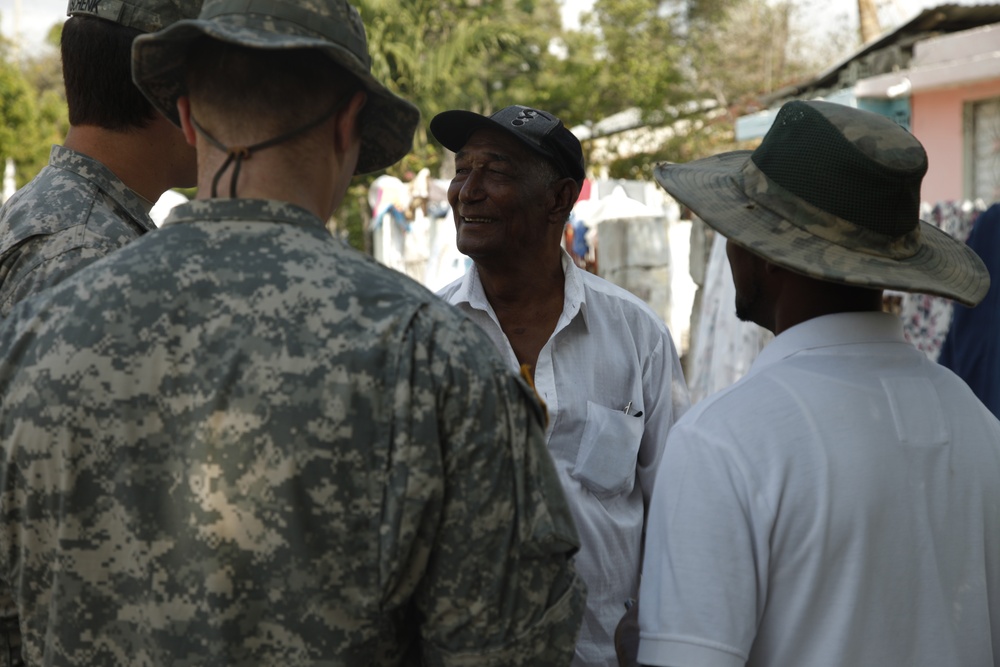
[431,104,690,667]
[0,0,204,317]
[638,100,1000,667]
[0,1,585,664]
[938,202,1000,420]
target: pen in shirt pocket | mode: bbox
[622,402,643,417]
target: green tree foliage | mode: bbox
[583,0,688,119]
[0,23,67,189]
[590,0,844,178]
[0,61,41,179]
[688,0,821,110]
[336,0,567,247]
[0,68,64,186]
[683,0,731,23]
[331,0,847,243]
[357,0,563,169]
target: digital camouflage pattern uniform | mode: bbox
[0,146,157,318]
[0,2,204,663]
[0,198,585,666]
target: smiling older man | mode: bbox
[432,104,691,667]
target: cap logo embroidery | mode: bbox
[511,109,539,127]
[68,0,100,12]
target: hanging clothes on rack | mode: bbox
[938,202,1000,419]
[898,200,985,360]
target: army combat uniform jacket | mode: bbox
[0,144,156,317]
[0,198,585,666]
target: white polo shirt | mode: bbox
[639,311,1000,667]
[439,251,690,667]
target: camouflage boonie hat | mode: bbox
[67,0,202,33]
[131,0,419,174]
[654,100,990,307]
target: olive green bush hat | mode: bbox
[68,0,203,32]
[131,0,419,174]
[654,100,989,307]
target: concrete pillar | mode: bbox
[598,214,672,328]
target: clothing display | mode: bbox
[638,312,1000,667]
[939,202,1000,419]
[439,251,690,667]
[0,145,156,317]
[897,200,985,360]
[0,198,585,665]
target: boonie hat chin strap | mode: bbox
[190,97,349,198]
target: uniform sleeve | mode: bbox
[0,297,44,667]
[415,319,586,667]
[636,422,766,667]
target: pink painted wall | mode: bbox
[912,79,1000,203]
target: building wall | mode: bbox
[912,79,1000,203]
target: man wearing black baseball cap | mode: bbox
[432,105,691,667]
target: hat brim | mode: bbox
[430,110,510,153]
[132,14,419,175]
[654,153,990,307]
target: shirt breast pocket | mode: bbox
[571,400,644,498]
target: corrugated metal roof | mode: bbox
[760,3,1000,105]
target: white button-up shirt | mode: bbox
[439,251,690,667]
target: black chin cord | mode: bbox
[190,97,350,198]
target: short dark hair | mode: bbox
[61,16,157,130]
[184,38,362,138]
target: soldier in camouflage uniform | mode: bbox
[0,0,585,665]
[0,0,204,318]
[633,101,1000,666]
[0,2,202,663]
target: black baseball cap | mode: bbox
[431,105,585,184]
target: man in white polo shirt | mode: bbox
[636,100,1000,666]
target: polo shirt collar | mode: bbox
[749,311,905,377]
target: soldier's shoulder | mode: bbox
[0,167,99,250]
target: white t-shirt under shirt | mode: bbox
[638,311,1000,667]
[439,251,690,667]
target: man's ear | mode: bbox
[549,177,580,224]
[176,96,197,147]
[334,90,368,153]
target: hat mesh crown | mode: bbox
[750,102,926,238]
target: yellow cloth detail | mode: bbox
[519,363,549,429]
